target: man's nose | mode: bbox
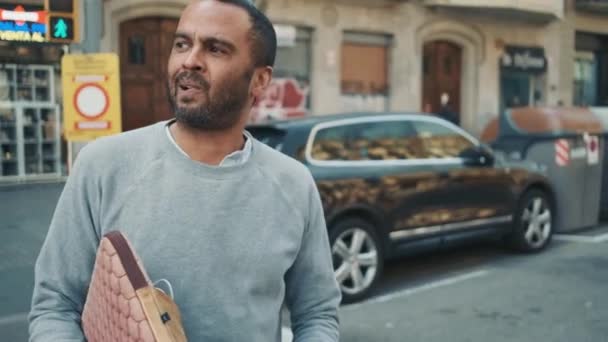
[182,49,205,71]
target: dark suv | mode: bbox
[248,112,555,303]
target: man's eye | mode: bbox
[174,41,188,49]
[209,45,224,54]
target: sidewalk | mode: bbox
[563,223,608,236]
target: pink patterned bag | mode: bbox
[82,231,187,342]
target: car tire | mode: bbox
[329,217,384,303]
[508,189,553,253]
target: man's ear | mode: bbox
[251,66,273,100]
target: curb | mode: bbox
[0,177,67,191]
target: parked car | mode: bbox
[248,112,555,303]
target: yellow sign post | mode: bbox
[61,53,122,141]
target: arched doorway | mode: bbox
[119,18,178,131]
[422,40,462,124]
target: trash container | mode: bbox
[481,107,604,232]
[589,107,608,219]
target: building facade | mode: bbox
[261,0,571,135]
[570,0,608,108]
[97,0,580,137]
[1,0,607,180]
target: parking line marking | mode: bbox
[554,233,608,243]
[342,270,489,311]
[0,312,28,326]
[593,233,608,242]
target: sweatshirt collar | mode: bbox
[165,120,252,167]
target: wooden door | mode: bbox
[422,41,462,117]
[120,18,178,131]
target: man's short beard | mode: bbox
[167,70,253,131]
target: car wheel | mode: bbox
[509,189,553,252]
[329,218,383,303]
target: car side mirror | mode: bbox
[459,145,495,166]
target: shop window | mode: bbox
[128,36,146,65]
[499,45,547,113]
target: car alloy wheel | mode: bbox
[510,189,553,252]
[521,196,552,249]
[332,226,379,298]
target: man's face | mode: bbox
[167,0,256,130]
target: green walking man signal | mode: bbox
[45,0,78,43]
[48,16,74,42]
[54,19,68,39]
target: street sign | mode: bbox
[62,53,122,141]
[0,4,48,42]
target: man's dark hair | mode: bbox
[216,0,277,68]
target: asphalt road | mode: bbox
[1,182,607,342]
[338,234,608,342]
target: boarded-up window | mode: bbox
[341,32,391,96]
[341,44,387,95]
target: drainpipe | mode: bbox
[81,0,103,53]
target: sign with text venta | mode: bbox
[62,53,122,141]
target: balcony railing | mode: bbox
[576,0,608,14]
[423,0,564,21]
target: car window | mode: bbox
[311,120,426,161]
[310,124,354,161]
[412,120,475,158]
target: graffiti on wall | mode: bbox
[250,78,309,123]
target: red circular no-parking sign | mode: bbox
[73,83,110,120]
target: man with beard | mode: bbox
[28,1,341,341]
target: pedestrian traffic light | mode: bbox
[45,0,78,43]
[49,16,73,41]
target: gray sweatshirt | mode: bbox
[29,121,341,341]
